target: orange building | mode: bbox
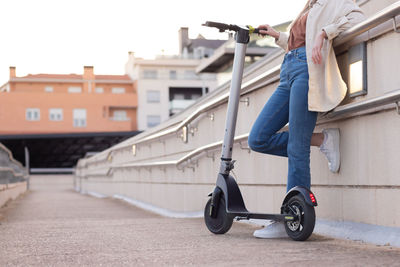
[0,66,137,134]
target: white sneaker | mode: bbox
[319,128,340,173]
[253,221,287,239]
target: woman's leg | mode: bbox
[248,81,290,157]
[286,69,318,191]
[311,133,324,147]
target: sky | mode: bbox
[0,0,306,83]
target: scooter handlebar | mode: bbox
[202,21,241,32]
[202,21,264,35]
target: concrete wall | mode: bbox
[0,143,28,208]
[76,0,400,230]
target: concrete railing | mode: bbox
[0,143,29,185]
[75,0,400,238]
[0,143,29,207]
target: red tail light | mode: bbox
[309,193,316,203]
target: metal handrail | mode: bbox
[77,88,400,175]
[77,64,283,168]
[121,134,248,168]
[79,134,250,177]
[115,2,400,150]
[80,66,281,166]
[79,2,400,167]
[334,1,400,46]
[120,65,281,148]
[321,88,400,119]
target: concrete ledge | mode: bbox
[81,189,400,248]
[0,182,27,207]
[79,189,203,218]
[113,194,203,218]
[314,219,400,248]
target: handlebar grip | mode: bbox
[247,26,262,35]
[202,21,240,32]
[203,21,230,30]
[203,21,265,35]
[252,28,268,36]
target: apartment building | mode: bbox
[0,66,138,134]
[125,28,224,130]
[126,54,218,130]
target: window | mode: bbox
[45,86,53,93]
[112,110,128,121]
[143,70,157,79]
[147,115,161,128]
[169,70,177,80]
[68,86,82,93]
[111,87,125,94]
[73,109,86,127]
[146,90,160,103]
[49,108,63,121]
[26,108,40,121]
[95,87,104,93]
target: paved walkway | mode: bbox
[1,175,400,266]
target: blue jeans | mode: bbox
[248,46,318,191]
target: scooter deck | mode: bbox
[229,212,297,222]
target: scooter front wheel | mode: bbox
[204,195,234,234]
[284,194,315,241]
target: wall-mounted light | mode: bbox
[181,126,188,143]
[348,42,367,97]
[132,144,136,156]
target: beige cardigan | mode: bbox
[276,0,365,112]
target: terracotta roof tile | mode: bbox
[22,74,82,79]
[18,74,132,81]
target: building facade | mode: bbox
[0,66,138,134]
[125,55,217,130]
[125,27,225,131]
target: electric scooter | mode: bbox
[202,21,318,241]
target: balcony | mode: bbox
[169,99,196,115]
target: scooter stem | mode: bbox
[219,31,249,175]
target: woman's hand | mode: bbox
[257,24,280,39]
[312,30,327,64]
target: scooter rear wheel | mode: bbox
[284,194,315,241]
[204,195,234,234]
